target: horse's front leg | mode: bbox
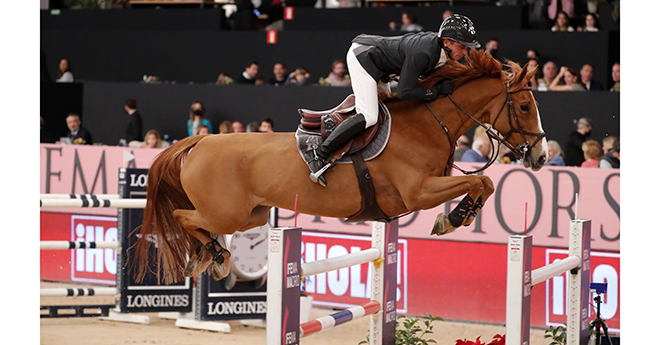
[404,175,494,236]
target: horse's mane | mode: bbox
[381,49,531,102]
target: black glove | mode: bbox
[433,79,455,96]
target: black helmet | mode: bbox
[438,14,481,49]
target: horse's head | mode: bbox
[422,50,548,171]
[491,61,548,170]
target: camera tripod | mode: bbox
[591,294,613,345]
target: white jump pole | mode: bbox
[506,219,591,345]
[267,220,398,345]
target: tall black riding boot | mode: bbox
[309,113,367,186]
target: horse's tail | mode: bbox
[132,135,206,285]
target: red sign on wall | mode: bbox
[301,231,408,313]
[41,212,118,285]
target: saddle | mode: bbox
[297,95,392,223]
[298,95,381,159]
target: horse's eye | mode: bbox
[520,104,530,113]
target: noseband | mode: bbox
[425,84,546,175]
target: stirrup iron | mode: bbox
[309,162,332,184]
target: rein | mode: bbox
[425,84,546,175]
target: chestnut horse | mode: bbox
[133,50,548,285]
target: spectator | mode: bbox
[389,11,424,32]
[526,58,540,90]
[255,77,267,85]
[232,121,246,133]
[215,72,233,85]
[56,58,74,83]
[218,121,234,134]
[580,140,602,168]
[564,117,593,166]
[602,135,617,154]
[599,137,620,169]
[234,61,259,84]
[526,49,540,61]
[64,113,93,145]
[196,125,210,135]
[187,101,214,137]
[140,129,169,149]
[285,68,310,87]
[551,11,575,32]
[547,140,566,166]
[497,143,517,164]
[537,61,558,91]
[320,60,351,87]
[124,98,143,145]
[246,122,260,133]
[549,66,586,91]
[259,118,274,133]
[454,135,470,161]
[484,38,499,61]
[579,64,604,91]
[460,135,491,163]
[269,63,287,86]
[610,62,620,92]
[577,13,600,32]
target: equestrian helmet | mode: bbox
[438,14,481,49]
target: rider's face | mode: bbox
[444,40,468,61]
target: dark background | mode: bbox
[40,6,620,153]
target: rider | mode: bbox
[309,14,481,186]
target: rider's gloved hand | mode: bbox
[433,79,455,96]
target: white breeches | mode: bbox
[346,42,391,128]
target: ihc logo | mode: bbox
[71,215,118,284]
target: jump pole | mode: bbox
[506,219,591,345]
[267,220,398,345]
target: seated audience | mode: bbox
[139,129,170,149]
[610,62,620,92]
[285,68,310,87]
[196,125,210,135]
[218,121,234,134]
[454,135,470,162]
[246,122,260,133]
[319,60,351,87]
[269,63,287,86]
[599,138,620,169]
[460,135,491,163]
[526,58,540,90]
[64,113,93,145]
[579,64,604,91]
[234,61,260,84]
[56,58,74,83]
[537,61,558,91]
[259,118,274,133]
[550,66,586,91]
[577,13,600,32]
[547,140,566,166]
[232,121,246,133]
[389,10,423,32]
[215,72,234,85]
[187,100,213,136]
[580,140,603,168]
[551,11,574,32]
[602,136,617,154]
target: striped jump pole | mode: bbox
[39,198,146,209]
[300,300,381,338]
[267,220,398,345]
[506,219,591,345]
[39,194,120,200]
[40,287,118,297]
[40,241,119,250]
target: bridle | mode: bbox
[425,83,546,175]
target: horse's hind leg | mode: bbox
[173,209,231,279]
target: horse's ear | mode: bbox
[524,63,538,84]
[516,63,529,85]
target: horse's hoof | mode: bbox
[184,245,213,278]
[430,213,457,236]
[211,251,232,281]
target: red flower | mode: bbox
[455,334,505,345]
